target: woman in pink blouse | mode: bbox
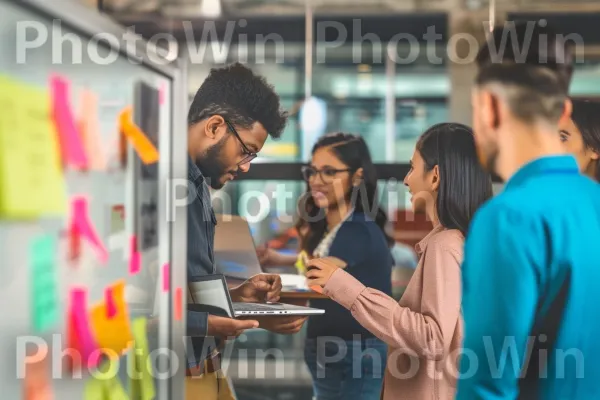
[306,123,493,400]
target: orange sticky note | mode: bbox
[119,107,159,165]
[310,285,323,294]
[23,344,53,400]
[78,89,107,171]
[90,280,133,358]
[175,287,182,321]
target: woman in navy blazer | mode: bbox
[297,133,393,400]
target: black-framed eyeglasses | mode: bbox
[224,119,257,165]
[301,165,351,182]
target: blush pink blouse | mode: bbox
[323,225,464,400]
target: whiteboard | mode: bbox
[0,0,187,399]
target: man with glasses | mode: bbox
[185,63,302,399]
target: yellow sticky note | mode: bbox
[0,75,66,219]
[130,317,156,400]
[90,280,133,358]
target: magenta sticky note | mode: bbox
[70,288,101,368]
[129,235,140,275]
[70,195,108,264]
[162,263,170,292]
[50,75,88,169]
[105,287,117,319]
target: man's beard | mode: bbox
[476,137,499,175]
[194,138,236,190]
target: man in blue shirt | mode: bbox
[458,22,600,399]
[185,63,305,399]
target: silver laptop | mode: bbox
[188,275,324,317]
[214,214,264,279]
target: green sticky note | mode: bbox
[30,235,59,332]
[0,75,66,219]
[84,378,106,400]
[106,375,130,400]
[130,317,155,400]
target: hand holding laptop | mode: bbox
[207,315,259,339]
[230,273,282,303]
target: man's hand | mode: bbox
[230,274,282,303]
[306,257,347,288]
[207,315,259,339]
[254,316,307,335]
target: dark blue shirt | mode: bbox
[307,212,393,341]
[458,156,600,399]
[186,157,217,368]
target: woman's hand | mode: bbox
[305,257,347,288]
[256,245,296,267]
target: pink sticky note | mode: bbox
[129,235,140,275]
[70,195,108,263]
[78,89,107,171]
[105,287,117,318]
[162,263,170,292]
[70,288,101,369]
[50,75,88,169]
[159,82,166,105]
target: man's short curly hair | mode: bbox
[188,63,288,138]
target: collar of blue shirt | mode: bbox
[505,155,579,190]
[188,156,203,183]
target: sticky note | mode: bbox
[310,285,324,294]
[119,107,159,164]
[162,263,170,292]
[78,89,107,171]
[50,75,88,169]
[91,280,133,358]
[0,75,67,218]
[84,377,106,400]
[130,317,155,400]
[105,287,117,319]
[105,375,130,400]
[68,288,102,369]
[158,82,166,105]
[23,344,53,400]
[175,287,182,321]
[129,235,140,275]
[30,235,59,332]
[70,195,108,263]
[90,358,130,400]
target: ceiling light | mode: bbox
[200,0,222,18]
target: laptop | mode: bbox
[188,274,325,317]
[213,214,264,279]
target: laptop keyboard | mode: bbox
[232,303,283,312]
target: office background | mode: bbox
[85,1,600,398]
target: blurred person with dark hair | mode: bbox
[458,22,600,399]
[295,133,393,400]
[185,63,300,399]
[559,98,600,181]
[306,124,492,400]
